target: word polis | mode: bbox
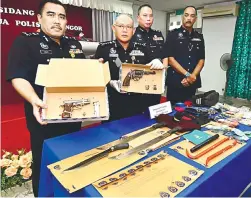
[0,7,83,31]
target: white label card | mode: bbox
[148,101,172,119]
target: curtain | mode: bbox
[226,0,251,100]
[92,10,121,42]
[92,9,113,42]
[59,0,133,15]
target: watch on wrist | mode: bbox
[185,72,191,77]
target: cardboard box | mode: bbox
[35,59,110,123]
[120,63,165,94]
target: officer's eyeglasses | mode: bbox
[114,24,133,30]
[142,14,153,19]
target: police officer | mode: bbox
[6,0,86,196]
[164,6,205,105]
[132,4,167,106]
[95,14,164,121]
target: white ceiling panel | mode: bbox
[122,0,235,12]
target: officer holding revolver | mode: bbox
[6,0,86,196]
[95,14,164,121]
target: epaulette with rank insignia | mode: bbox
[21,32,39,37]
[168,28,179,35]
[169,28,179,32]
[99,40,115,46]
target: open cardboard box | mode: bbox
[120,63,165,94]
[35,59,110,123]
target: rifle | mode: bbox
[60,99,90,118]
[122,69,156,86]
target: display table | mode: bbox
[38,114,251,197]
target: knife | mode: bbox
[97,122,167,150]
[110,127,182,160]
[63,143,129,172]
[119,122,167,143]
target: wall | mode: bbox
[199,16,237,94]
[1,0,92,105]
[132,5,167,39]
[169,10,203,30]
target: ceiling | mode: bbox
[122,0,235,12]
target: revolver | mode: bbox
[122,69,156,86]
[60,99,90,118]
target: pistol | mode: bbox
[60,99,90,118]
[123,69,156,86]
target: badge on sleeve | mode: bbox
[109,47,118,57]
[110,47,116,54]
[40,42,49,49]
[178,33,184,39]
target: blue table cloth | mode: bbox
[39,114,251,197]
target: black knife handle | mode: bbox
[190,134,220,153]
[111,143,129,151]
[169,126,182,134]
[161,126,182,139]
[153,122,167,129]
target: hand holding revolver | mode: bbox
[146,59,165,70]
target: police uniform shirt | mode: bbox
[95,40,152,120]
[132,26,165,60]
[95,40,150,80]
[164,26,205,88]
[6,31,85,127]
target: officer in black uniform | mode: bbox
[164,6,205,105]
[95,14,164,121]
[132,4,166,106]
[6,0,86,196]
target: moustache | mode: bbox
[186,21,192,24]
[51,26,62,30]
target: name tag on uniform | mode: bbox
[148,101,172,119]
[40,50,52,54]
[109,53,118,57]
[129,50,144,56]
[153,36,163,41]
[191,38,201,41]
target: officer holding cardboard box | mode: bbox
[6,0,86,196]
